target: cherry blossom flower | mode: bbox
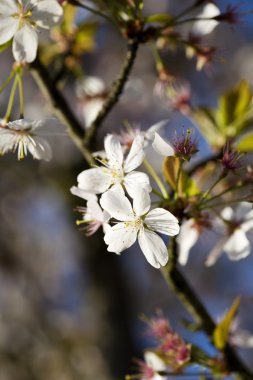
[192,3,220,36]
[152,130,198,161]
[0,119,52,161]
[177,216,212,265]
[116,120,166,151]
[76,134,151,198]
[159,331,191,368]
[0,0,63,63]
[100,186,180,268]
[76,76,107,128]
[75,198,111,236]
[154,71,191,114]
[206,202,253,266]
[136,351,166,380]
[177,218,201,266]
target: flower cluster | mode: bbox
[0,0,63,63]
[176,202,253,267]
[134,315,191,380]
[71,132,180,268]
[147,316,191,370]
[0,119,52,161]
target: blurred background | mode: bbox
[0,0,253,379]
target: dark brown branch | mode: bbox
[30,57,94,165]
[162,239,252,380]
[84,39,139,145]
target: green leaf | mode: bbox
[163,157,199,196]
[145,13,173,24]
[213,297,240,350]
[191,107,225,147]
[216,81,253,132]
[236,133,253,152]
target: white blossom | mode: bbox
[76,76,106,128]
[0,119,52,161]
[116,120,168,151]
[0,0,63,63]
[100,186,180,268]
[77,198,111,236]
[192,3,220,36]
[206,202,253,266]
[142,351,167,380]
[152,132,175,157]
[76,134,151,198]
[177,218,200,265]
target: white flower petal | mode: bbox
[0,129,17,153]
[138,228,168,268]
[83,99,104,127]
[220,206,233,221]
[77,76,105,97]
[234,202,253,222]
[104,134,123,167]
[144,351,166,372]
[232,330,253,348]
[241,210,253,232]
[224,229,251,261]
[77,168,112,194]
[192,3,220,35]
[176,219,199,265]
[7,119,45,131]
[124,171,151,198]
[152,132,175,157]
[0,0,18,15]
[31,0,63,29]
[132,189,151,216]
[145,119,168,141]
[70,186,97,201]
[145,208,180,236]
[104,222,137,253]
[27,136,52,161]
[13,25,38,63]
[205,237,228,266]
[0,16,18,45]
[124,134,145,172]
[100,185,134,221]
[86,199,104,222]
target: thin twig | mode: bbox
[161,238,253,380]
[30,57,94,165]
[84,39,139,145]
[75,1,112,22]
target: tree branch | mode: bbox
[161,239,253,380]
[84,39,139,145]
[30,57,94,165]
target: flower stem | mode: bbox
[151,44,164,72]
[4,75,19,122]
[199,182,246,208]
[199,172,225,204]
[74,1,113,22]
[151,188,164,198]
[0,70,15,94]
[174,160,183,200]
[143,159,169,199]
[17,74,24,119]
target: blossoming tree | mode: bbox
[0,0,253,379]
